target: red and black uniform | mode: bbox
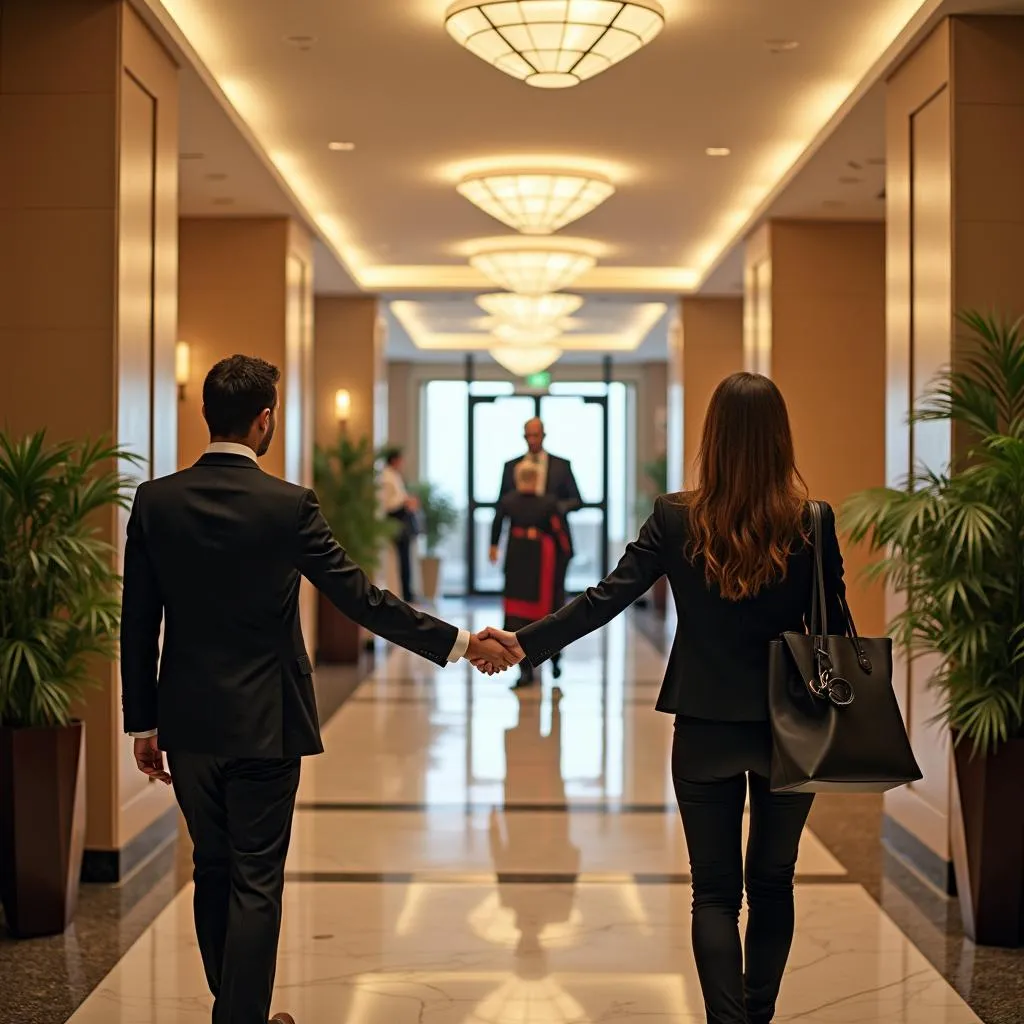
[490,492,570,683]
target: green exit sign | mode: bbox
[523,371,551,389]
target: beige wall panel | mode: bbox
[0,94,116,208]
[756,221,888,638]
[0,0,119,94]
[680,298,743,488]
[952,16,1024,104]
[313,296,381,448]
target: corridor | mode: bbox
[64,606,981,1024]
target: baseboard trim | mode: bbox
[81,804,179,884]
[882,813,957,896]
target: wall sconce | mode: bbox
[334,388,351,427]
[175,341,191,401]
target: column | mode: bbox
[743,220,887,636]
[313,297,394,645]
[679,297,744,487]
[0,0,178,876]
[177,218,314,481]
[313,296,386,450]
[885,15,1024,905]
[177,217,315,646]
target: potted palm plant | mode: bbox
[843,311,1024,947]
[313,434,397,663]
[407,481,458,601]
[0,432,138,938]
[636,453,669,612]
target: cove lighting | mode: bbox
[457,170,614,234]
[490,345,563,375]
[445,0,665,89]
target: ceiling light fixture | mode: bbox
[457,169,614,234]
[492,322,563,345]
[705,147,731,157]
[328,141,356,151]
[469,239,598,293]
[490,345,563,375]
[445,0,665,89]
[766,39,799,53]
[476,292,583,328]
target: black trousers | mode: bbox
[170,753,301,1024]
[672,717,814,1024]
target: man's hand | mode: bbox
[489,546,499,564]
[133,736,171,785]
[474,627,526,667]
[465,632,520,674]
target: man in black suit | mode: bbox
[121,355,513,1024]
[497,417,582,678]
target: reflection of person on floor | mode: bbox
[489,688,579,970]
[490,461,570,689]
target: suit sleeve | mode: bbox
[556,458,583,516]
[294,488,458,666]
[490,495,508,548]
[518,496,668,665]
[120,486,164,735]
[499,460,515,501]
[821,502,849,635]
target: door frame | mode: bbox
[465,356,612,596]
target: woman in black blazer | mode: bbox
[478,372,847,1024]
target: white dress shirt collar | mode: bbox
[204,441,259,464]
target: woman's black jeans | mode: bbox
[672,716,814,1024]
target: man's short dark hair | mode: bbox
[203,355,281,438]
[383,445,403,466]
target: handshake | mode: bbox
[464,628,525,675]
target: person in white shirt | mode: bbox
[379,446,419,601]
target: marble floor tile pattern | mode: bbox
[66,605,983,1024]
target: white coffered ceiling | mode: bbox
[141,0,1018,359]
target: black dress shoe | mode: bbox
[511,674,536,690]
[551,660,563,679]
[270,1014,296,1024]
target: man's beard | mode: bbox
[256,422,275,456]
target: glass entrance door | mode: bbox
[467,389,609,595]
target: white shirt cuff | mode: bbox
[448,628,470,663]
[131,730,158,738]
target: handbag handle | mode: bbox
[808,500,871,671]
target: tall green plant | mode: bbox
[843,312,1024,754]
[635,452,669,520]
[313,434,396,575]
[0,433,140,728]
[407,481,458,556]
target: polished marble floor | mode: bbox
[52,602,998,1023]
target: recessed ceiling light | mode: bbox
[284,34,316,49]
[822,200,846,208]
[838,176,862,185]
[705,147,731,157]
[766,39,799,53]
[212,197,234,206]
[328,141,356,152]
[205,172,228,181]
[181,152,205,161]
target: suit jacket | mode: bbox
[120,453,459,758]
[499,453,582,552]
[518,494,848,722]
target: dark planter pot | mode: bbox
[0,721,86,938]
[652,576,668,615]
[317,592,361,664]
[951,734,1024,947]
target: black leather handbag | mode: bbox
[768,501,923,794]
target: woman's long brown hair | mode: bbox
[685,372,807,600]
